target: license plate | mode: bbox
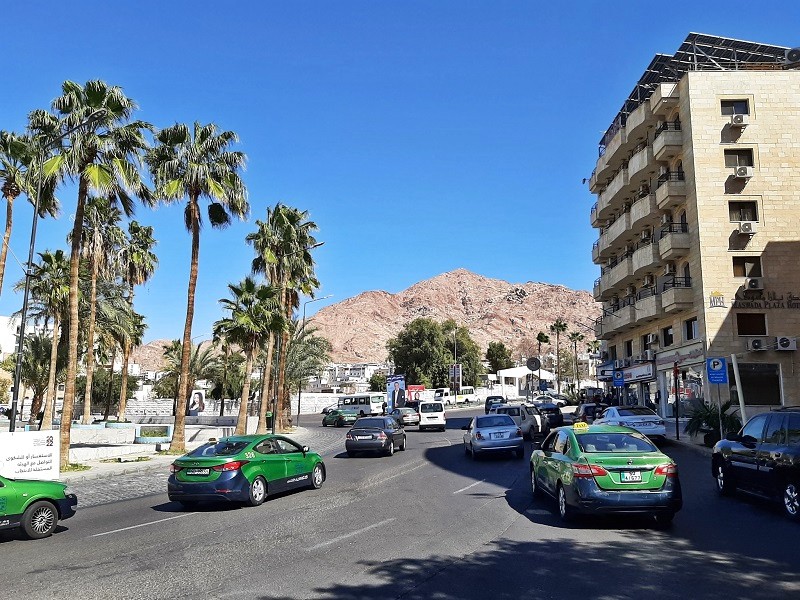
[186,468,210,476]
[620,471,642,483]
[491,432,505,439]
[356,435,371,440]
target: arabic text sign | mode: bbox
[0,430,60,480]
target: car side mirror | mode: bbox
[532,441,542,450]
[302,445,309,455]
[741,435,758,448]
[725,431,741,442]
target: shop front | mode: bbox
[653,342,706,419]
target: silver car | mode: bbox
[462,414,524,459]
[594,406,667,441]
[490,404,543,439]
[389,407,420,427]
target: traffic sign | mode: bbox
[706,357,728,384]
[612,370,625,388]
[526,357,541,371]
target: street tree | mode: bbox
[568,331,586,392]
[285,323,331,423]
[486,341,514,373]
[368,372,386,392]
[1,334,52,425]
[387,318,449,387]
[549,318,569,394]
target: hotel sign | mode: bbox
[732,290,800,310]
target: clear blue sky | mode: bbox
[1,2,798,343]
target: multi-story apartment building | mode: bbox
[589,33,800,419]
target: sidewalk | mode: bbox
[662,421,713,458]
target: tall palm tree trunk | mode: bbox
[235,348,255,435]
[41,316,61,431]
[256,335,275,433]
[0,193,15,297]
[173,199,201,453]
[82,257,100,423]
[276,329,290,431]
[28,393,44,426]
[104,348,117,421]
[555,332,561,394]
[117,340,131,421]
[219,344,230,417]
[61,177,89,469]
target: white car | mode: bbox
[418,401,446,432]
[490,404,544,439]
[533,393,568,408]
[594,406,666,441]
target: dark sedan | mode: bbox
[534,401,564,434]
[346,417,407,457]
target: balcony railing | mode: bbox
[663,276,692,290]
[656,170,685,189]
[654,120,682,138]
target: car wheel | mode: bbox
[247,476,267,507]
[21,501,58,539]
[715,461,736,496]
[530,467,542,498]
[399,436,406,451]
[336,418,344,427]
[514,448,524,459]
[654,512,675,528]
[469,443,478,460]
[386,441,395,456]
[322,419,327,427]
[310,463,325,489]
[557,483,572,522]
[782,481,800,521]
[464,442,470,455]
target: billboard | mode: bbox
[386,375,406,412]
[0,430,60,480]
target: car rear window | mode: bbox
[576,433,657,453]
[188,440,250,457]
[354,418,386,428]
[499,407,520,416]
[617,407,656,417]
[538,404,559,413]
[476,415,515,428]
[420,403,444,413]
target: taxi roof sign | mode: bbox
[573,422,589,430]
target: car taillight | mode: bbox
[444,412,447,419]
[346,432,354,440]
[475,431,484,440]
[515,428,522,437]
[170,464,182,473]
[654,463,678,477]
[377,431,387,439]
[212,460,249,472]
[572,463,608,478]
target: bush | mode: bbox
[684,399,742,444]
[138,426,169,438]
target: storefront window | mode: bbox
[728,363,781,406]
[664,365,704,418]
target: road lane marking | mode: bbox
[91,512,197,537]
[306,517,396,551]
[453,479,485,494]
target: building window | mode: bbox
[721,99,750,116]
[609,346,618,361]
[737,313,767,336]
[727,363,781,406]
[662,326,674,347]
[684,317,698,341]
[732,256,762,277]
[724,149,754,168]
[625,340,633,357]
[728,201,758,222]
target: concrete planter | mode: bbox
[105,421,137,429]
[70,423,106,430]
[134,424,174,444]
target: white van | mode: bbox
[434,388,454,406]
[418,401,446,432]
[456,386,476,404]
[338,393,385,417]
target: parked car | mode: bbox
[322,409,359,428]
[0,475,77,539]
[490,404,543,439]
[418,401,447,432]
[390,407,421,427]
[534,401,564,434]
[594,406,666,441]
[462,414,524,459]
[712,408,800,520]
[346,417,406,457]
[530,423,682,525]
[168,435,325,507]
[533,393,568,408]
[321,404,338,415]
[485,395,507,414]
[573,402,608,425]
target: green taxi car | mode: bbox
[168,435,325,507]
[530,423,682,525]
[0,475,78,539]
[322,409,358,428]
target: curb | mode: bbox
[662,436,713,459]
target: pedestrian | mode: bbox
[381,401,387,416]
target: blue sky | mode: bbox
[1,2,798,343]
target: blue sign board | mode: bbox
[612,370,625,388]
[706,357,728,384]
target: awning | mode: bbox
[497,366,556,381]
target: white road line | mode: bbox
[91,512,197,538]
[306,517,396,551]
[453,479,485,495]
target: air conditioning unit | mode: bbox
[746,338,768,352]
[745,277,764,290]
[733,165,754,179]
[645,333,658,346]
[614,359,625,369]
[661,213,672,225]
[659,165,668,175]
[730,114,749,127]
[738,221,757,234]
[641,229,652,241]
[786,47,800,63]
[626,285,636,296]
[643,350,655,361]
[775,336,797,351]
[643,274,655,287]
[664,263,677,276]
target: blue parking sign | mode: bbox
[706,357,728,384]
[612,370,625,387]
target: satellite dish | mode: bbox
[526,357,541,371]
[787,47,800,63]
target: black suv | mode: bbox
[712,408,800,520]
[533,401,564,434]
[484,395,507,414]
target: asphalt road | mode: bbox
[3,407,799,599]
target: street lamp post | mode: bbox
[295,294,333,427]
[9,110,106,432]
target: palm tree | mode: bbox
[146,122,248,452]
[37,80,151,468]
[568,331,586,394]
[116,312,145,421]
[285,323,331,422]
[549,318,569,394]
[536,331,550,390]
[586,339,601,387]
[1,334,52,424]
[213,278,282,435]
[155,341,221,411]
[19,250,70,429]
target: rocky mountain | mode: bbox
[309,269,601,363]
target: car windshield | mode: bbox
[617,407,657,417]
[499,407,520,416]
[420,403,443,413]
[188,440,250,457]
[354,418,386,429]
[476,415,515,428]
[537,404,558,412]
[576,433,658,453]
[397,408,414,414]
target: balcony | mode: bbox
[590,202,600,228]
[593,278,602,301]
[603,255,635,292]
[628,143,654,180]
[653,122,683,161]
[655,171,686,211]
[592,240,600,263]
[597,302,637,339]
[630,192,658,229]
[602,124,628,167]
[658,224,690,261]
[602,211,631,252]
[632,241,660,275]
[649,83,679,117]
[626,101,655,141]
[662,277,693,313]
[597,167,629,220]
[635,288,663,323]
